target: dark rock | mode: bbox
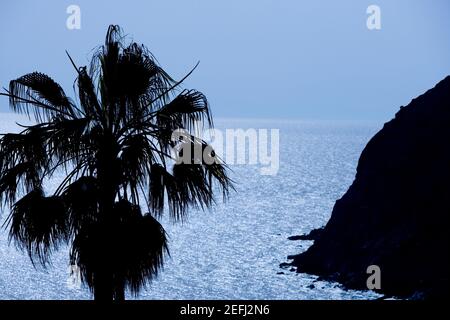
[307,284,315,289]
[288,228,325,241]
[292,76,450,299]
[277,272,285,275]
[289,267,296,272]
[279,262,291,269]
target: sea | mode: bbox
[0,114,383,299]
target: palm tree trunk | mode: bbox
[92,223,116,301]
[93,270,114,301]
[114,283,125,301]
[94,134,123,301]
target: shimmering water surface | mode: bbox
[0,114,382,299]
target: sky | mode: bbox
[0,0,449,122]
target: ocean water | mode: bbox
[0,114,382,300]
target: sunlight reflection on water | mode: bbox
[0,115,382,299]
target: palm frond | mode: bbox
[7,72,76,121]
[174,136,233,198]
[0,162,40,207]
[0,126,49,169]
[157,89,212,133]
[140,61,200,112]
[90,25,175,132]
[112,200,169,296]
[149,163,180,218]
[173,163,213,211]
[119,134,156,205]
[200,142,234,199]
[62,176,99,235]
[46,116,91,167]
[116,43,173,100]
[149,136,233,221]
[70,199,168,297]
[76,67,102,121]
[4,189,68,267]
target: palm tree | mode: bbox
[0,25,232,300]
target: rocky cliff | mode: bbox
[292,76,450,299]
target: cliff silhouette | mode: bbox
[292,76,450,299]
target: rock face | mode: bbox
[288,228,324,241]
[292,76,450,299]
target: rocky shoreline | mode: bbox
[288,77,450,299]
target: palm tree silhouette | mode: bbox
[0,25,232,300]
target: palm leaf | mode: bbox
[70,199,168,297]
[4,189,68,267]
[62,176,100,235]
[157,89,212,133]
[76,67,102,121]
[0,162,41,207]
[7,72,76,121]
[149,163,180,218]
[46,116,91,167]
[119,134,156,205]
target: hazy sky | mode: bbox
[1,0,449,122]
